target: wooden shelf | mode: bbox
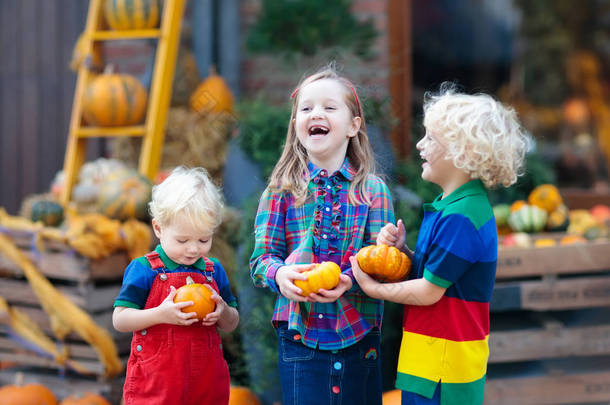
[90,29,161,40]
[76,125,146,138]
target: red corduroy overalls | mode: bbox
[122,252,230,405]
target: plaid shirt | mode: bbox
[250,159,395,350]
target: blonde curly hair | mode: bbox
[423,85,530,188]
[149,166,224,233]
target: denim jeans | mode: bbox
[277,324,382,405]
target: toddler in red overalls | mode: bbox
[113,166,239,405]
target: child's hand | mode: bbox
[276,264,315,302]
[377,219,406,248]
[201,284,226,326]
[308,274,353,303]
[156,286,199,326]
[349,256,381,299]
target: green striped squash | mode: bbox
[103,0,161,31]
[97,171,152,221]
[82,73,148,127]
[508,204,548,233]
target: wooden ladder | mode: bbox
[60,0,187,205]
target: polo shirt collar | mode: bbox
[426,179,486,211]
[307,158,355,181]
[154,244,206,270]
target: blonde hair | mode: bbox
[268,65,376,205]
[149,166,224,232]
[423,85,530,188]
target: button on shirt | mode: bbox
[250,159,395,350]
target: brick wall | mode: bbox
[239,0,391,105]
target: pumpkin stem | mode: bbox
[186,275,194,285]
[208,64,217,77]
[15,371,24,386]
[103,64,115,75]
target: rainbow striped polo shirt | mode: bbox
[396,180,497,405]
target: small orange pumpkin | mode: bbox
[294,262,341,296]
[509,200,527,213]
[189,67,234,115]
[356,244,411,282]
[174,276,216,319]
[0,383,57,405]
[528,184,563,213]
[559,235,587,245]
[82,71,148,127]
[229,386,261,405]
[60,392,111,405]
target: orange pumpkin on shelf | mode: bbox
[174,276,216,319]
[0,383,57,405]
[356,244,411,282]
[294,261,341,296]
[229,386,261,405]
[190,67,235,115]
[103,0,160,31]
[82,71,148,127]
[528,184,563,213]
[60,392,111,405]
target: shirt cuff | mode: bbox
[343,268,361,293]
[266,262,284,294]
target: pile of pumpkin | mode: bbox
[494,184,610,248]
[0,382,261,405]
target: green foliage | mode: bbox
[234,195,282,399]
[236,100,291,179]
[247,0,377,58]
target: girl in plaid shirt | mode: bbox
[250,66,394,405]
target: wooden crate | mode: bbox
[0,228,131,377]
[0,367,124,405]
[486,237,610,404]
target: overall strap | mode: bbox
[145,251,165,270]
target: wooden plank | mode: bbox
[497,241,610,279]
[0,249,128,282]
[0,335,131,360]
[39,0,62,193]
[7,305,119,340]
[485,369,610,405]
[492,276,610,311]
[0,0,21,214]
[0,367,124,402]
[490,323,610,363]
[20,0,40,199]
[0,278,121,312]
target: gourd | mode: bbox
[82,71,148,127]
[546,204,570,232]
[103,0,160,30]
[229,386,261,405]
[492,204,511,228]
[528,184,563,213]
[190,68,235,114]
[60,393,111,405]
[509,200,527,213]
[507,204,548,233]
[534,238,556,248]
[96,171,152,221]
[294,262,341,296]
[31,200,64,227]
[174,276,216,319]
[0,383,57,405]
[356,244,411,282]
[381,390,402,405]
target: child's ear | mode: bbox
[348,116,361,138]
[152,220,162,239]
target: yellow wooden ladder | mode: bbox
[60,0,187,205]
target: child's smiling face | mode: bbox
[294,78,360,171]
[152,215,213,266]
[416,131,456,187]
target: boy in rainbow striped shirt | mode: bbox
[351,85,530,405]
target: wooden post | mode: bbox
[388,0,412,159]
